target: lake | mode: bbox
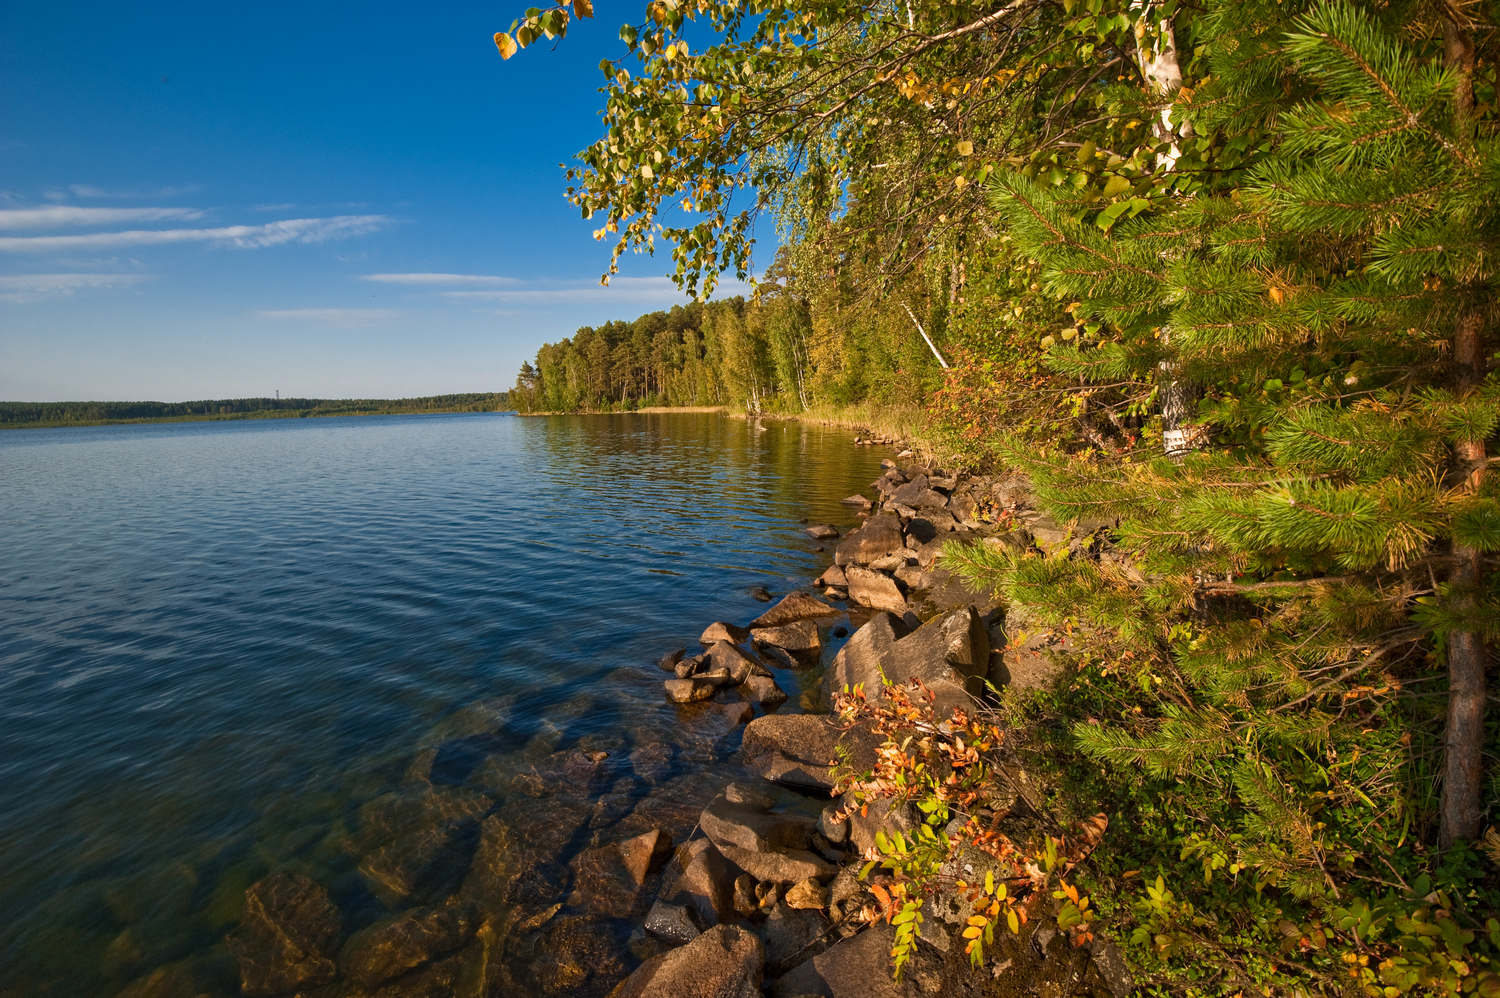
[0,412,885,996]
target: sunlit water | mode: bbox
[0,412,884,996]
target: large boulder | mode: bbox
[608,924,764,998]
[653,838,739,931]
[338,901,475,988]
[717,843,837,884]
[705,641,767,683]
[883,607,991,709]
[772,925,904,998]
[701,622,750,645]
[843,566,907,614]
[227,873,341,996]
[827,613,900,700]
[740,673,789,707]
[741,714,878,792]
[833,514,905,567]
[750,592,839,628]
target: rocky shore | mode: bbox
[124,449,1129,998]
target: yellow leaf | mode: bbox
[957,140,974,157]
[494,32,517,59]
[573,0,594,17]
[962,926,983,939]
[967,915,988,927]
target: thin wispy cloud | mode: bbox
[0,215,389,253]
[441,275,755,305]
[0,272,151,303]
[256,307,398,326]
[362,272,520,286]
[0,206,206,231]
[48,183,202,200]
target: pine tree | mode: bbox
[956,0,1498,987]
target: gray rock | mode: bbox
[832,514,905,567]
[358,818,475,908]
[339,901,474,988]
[816,564,847,588]
[751,619,822,664]
[762,902,829,974]
[227,872,340,996]
[742,714,878,792]
[608,924,764,998]
[643,898,701,945]
[845,797,916,858]
[750,592,840,628]
[657,838,738,928]
[701,622,750,646]
[805,524,840,540]
[724,781,776,809]
[699,794,817,855]
[741,673,789,707]
[827,613,899,700]
[718,843,837,884]
[658,648,686,672]
[664,677,718,703]
[839,494,873,510]
[843,566,907,614]
[772,925,903,998]
[705,640,765,683]
[887,606,990,687]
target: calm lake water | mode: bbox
[0,412,884,996]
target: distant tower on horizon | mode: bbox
[275,389,279,400]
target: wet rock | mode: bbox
[817,800,849,845]
[227,872,340,996]
[750,592,840,629]
[629,741,675,784]
[724,781,775,808]
[816,564,848,588]
[664,677,718,703]
[840,494,874,510]
[732,873,760,918]
[359,818,478,908]
[643,898,701,945]
[355,789,493,851]
[742,714,878,792]
[339,901,475,988]
[740,673,788,707]
[458,814,517,905]
[762,902,829,974]
[805,524,840,540]
[833,514,905,567]
[700,622,749,646]
[750,586,774,602]
[568,830,671,919]
[699,793,817,855]
[828,613,900,700]
[619,828,675,885]
[532,913,634,996]
[608,924,764,998]
[772,925,903,998]
[657,648,686,673]
[750,619,822,664]
[843,565,907,614]
[717,701,754,727]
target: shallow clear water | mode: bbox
[0,412,884,996]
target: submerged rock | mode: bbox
[805,524,840,540]
[227,872,341,996]
[339,901,475,988]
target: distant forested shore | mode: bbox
[0,393,513,429]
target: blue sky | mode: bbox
[0,0,754,401]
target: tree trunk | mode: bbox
[1132,4,1199,457]
[1438,8,1488,847]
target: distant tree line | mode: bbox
[0,393,512,428]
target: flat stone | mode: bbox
[832,514,905,567]
[843,565,907,614]
[700,622,749,645]
[750,619,821,663]
[718,843,837,884]
[741,714,878,792]
[608,924,764,998]
[840,494,874,510]
[339,901,474,988]
[805,524,840,539]
[699,794,816,855]
[227,872,340,996]
[749,592,840,629]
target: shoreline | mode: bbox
[202,438,1124,997]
